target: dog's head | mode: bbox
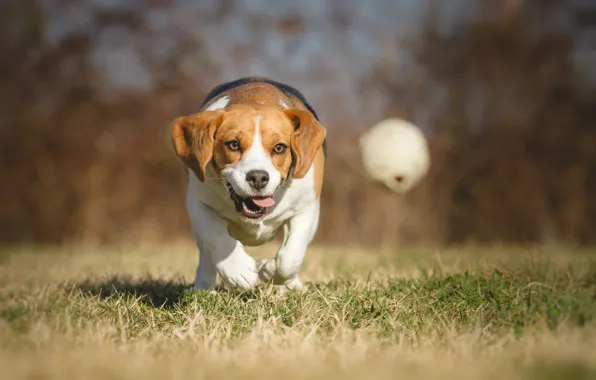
[172,104,326,220]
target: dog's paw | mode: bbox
[217,254,260,291]
[256,258,277,282]
[257,258,305,292]
[281,276,305,292]
[193,278,217,291]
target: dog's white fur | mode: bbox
[360,118,430,194]
[205,95,230,112]
[186,97,320,291]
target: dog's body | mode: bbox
[172,77,327,291]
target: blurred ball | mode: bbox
[359,118,430,194]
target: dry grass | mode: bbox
[0,243,595,380]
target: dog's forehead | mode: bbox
[220,105,293,137]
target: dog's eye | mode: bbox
[273,143,287,154]
[225,140,241,151]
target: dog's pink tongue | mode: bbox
[252,197,275,208]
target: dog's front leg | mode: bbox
[188,200,260,291]
[193,239,218,290]
[258,200,320,291]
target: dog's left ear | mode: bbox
[285,109,327,179]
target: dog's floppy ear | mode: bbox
[171,110,224,181]
[285,109,327,179]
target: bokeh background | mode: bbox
[1,0,595,247]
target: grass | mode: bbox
[0,243,595,379]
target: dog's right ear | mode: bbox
[171,110,224,182]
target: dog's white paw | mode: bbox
[257,258,277,282]
[217,253,260,291]
[257,258,304,292]
[282,276,304,292]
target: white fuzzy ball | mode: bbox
[359,118,430,194]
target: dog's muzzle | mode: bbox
[228,183,276,219]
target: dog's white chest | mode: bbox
[227,221,280,247]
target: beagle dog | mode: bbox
[172,77,326,291]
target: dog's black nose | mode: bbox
[246,170,269,190]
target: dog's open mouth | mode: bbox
[228,184,276,219]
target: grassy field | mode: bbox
[0,243,595,379]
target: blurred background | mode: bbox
[1,0,595,248]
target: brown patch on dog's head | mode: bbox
[210,105,258,174]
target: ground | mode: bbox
[0,243,595,380]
